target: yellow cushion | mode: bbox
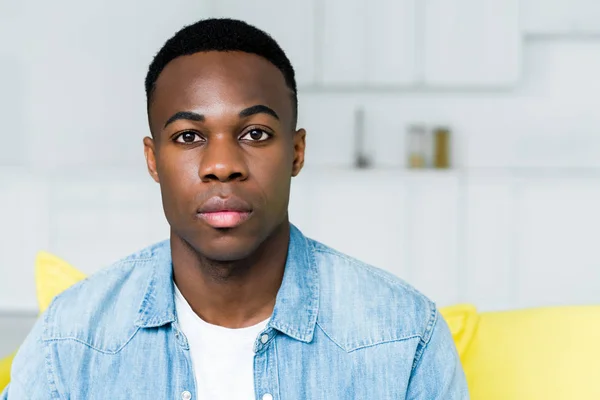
[0,353,14,393]
[440,304,600,399]
[34,251,86,313]
[0,252,86,392]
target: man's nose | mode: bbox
[198,136,249,183]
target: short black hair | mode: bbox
[145,18,298,125]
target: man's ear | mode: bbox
[292,128,306,177]
[143,136,160,183]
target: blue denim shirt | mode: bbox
[2,224,468,399]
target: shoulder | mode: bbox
[309,239,438,352]
[41,240,170,352]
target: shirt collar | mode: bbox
[134,224,320,343]
[268,224,320,343]
[134,240,176,328]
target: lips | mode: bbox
[196,196,253,228]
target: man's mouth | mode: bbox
[196,196,253,228]
[197,210,251,228]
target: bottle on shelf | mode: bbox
[407,124,427,169]
[433,126,451,169]
[354,107,371,169]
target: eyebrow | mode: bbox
[163,104,279,129]
[164,111,204,128]
[239,104,279,120]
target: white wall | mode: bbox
[2,0,600,313]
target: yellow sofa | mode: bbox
[442,303,600,399]
[2,253,600,399]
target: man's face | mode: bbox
[144,51,305,261]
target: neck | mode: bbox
[171,222,289,329]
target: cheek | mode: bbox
[157,151,200,210]
[251,149,293,205]
[158,149,200,181]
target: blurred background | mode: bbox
[1,0,600,355]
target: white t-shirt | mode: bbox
[174,285,269,399]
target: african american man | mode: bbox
[2,18,468,400]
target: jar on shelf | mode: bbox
[433,126,451,169]
[407,124,427,169]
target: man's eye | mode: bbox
[175,131,202,144]
[240,129,271,142]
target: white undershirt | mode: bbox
[174,285,270,399]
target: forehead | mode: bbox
[149,51,293,130]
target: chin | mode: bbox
[173,216,287,262]
[193,233,262,262]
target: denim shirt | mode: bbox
[2,224,468,399]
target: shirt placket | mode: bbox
[172,321,197,400]
[253,327,280,400]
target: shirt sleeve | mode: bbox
[406,310,470,399]
[0,313,57,399]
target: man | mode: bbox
[2,18,468,399]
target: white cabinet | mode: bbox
[522,0,600,35]
[464,175,515,311]
[423,0,520,86]
[320,0,418,86]
[365,0,419,86]
[320,0,366,85]
[306,170,411,279]
[404,175,461,306]
[515,178,600,308]
[321,0,519,88]
[208,0,317,87]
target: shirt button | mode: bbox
[262,394,273,400]
[181,391,192,400]
[260,334,269,344]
